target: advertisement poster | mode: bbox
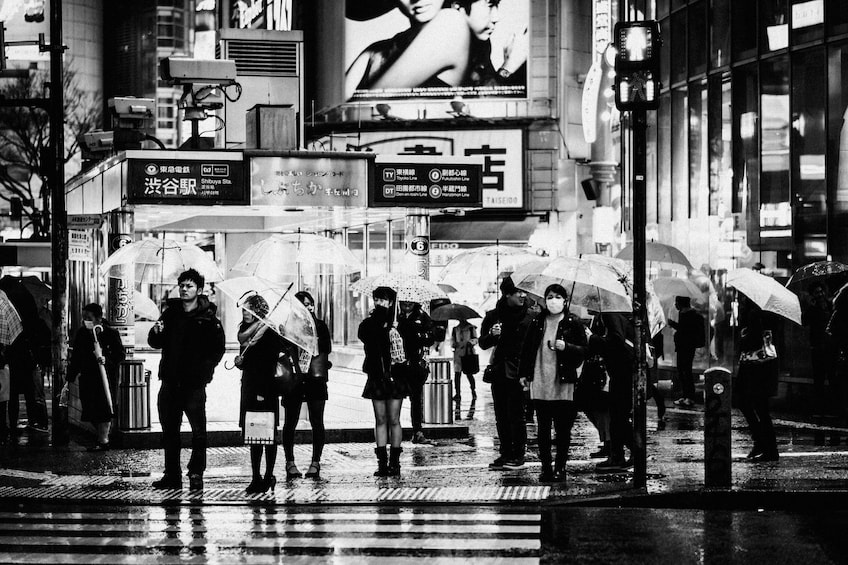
[345,0,529,101]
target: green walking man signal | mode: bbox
[613,21,661,111]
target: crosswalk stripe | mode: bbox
[1,554,541,565]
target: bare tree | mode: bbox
[0,60,102,239]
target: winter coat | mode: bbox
[358,306,393,380]
[306,317,332,379]
[669,308,705,351]
[588,312,635,383]
[519,311,587,384]
[147,296,225,388]
[451,322,477,365]
[238,324,283,427]
[736,303,778,398]
[479,297,538,380]
[67,323,125,422]
[396,307,437,366]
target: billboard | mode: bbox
[344,0,529,102]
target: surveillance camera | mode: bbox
[80,130,114,151]
[159,57,238,86]
[108,97,155,120]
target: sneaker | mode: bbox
[188,473,204,491]
[27,423,49,434]
[86,442,110,452]
[151,475,182,489]
[502,458,526,470]
[595,458,627,472]
[681,398,695,408]
[488,456,507,470]
[589,445,609,459]
[411,431,427,444]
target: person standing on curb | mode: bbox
[451,319,478,404]
[149,268,225,491]
[479,276,537,470]
[396,300,437,444]
[669,296,705,408]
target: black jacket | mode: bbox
[67,323,126,384]
[669,308,705,351]
[588,312,635,382]
[396,307,436,365]
[147,296,225,388]
[358,306,393,379]
[519,311,587,384]
[480,297,538,379]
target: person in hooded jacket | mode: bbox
[518,284,587,483]
[148,268,225,490]
[479,276,538,470]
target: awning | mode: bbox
[430,216,539,243]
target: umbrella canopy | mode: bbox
[100,239,223,285]
[727,268,802,325]
[350,272,448,304]
[652,276,705,302]
[217,276,318,355]
[438,245,540,290]
[134,291,161,321]
[231,233,362,282]
[615,242,694,271]
[430,303,481,322]
[0,289,24,345]
[786,261,848,291]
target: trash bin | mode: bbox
[118,360,150,430]
[424,357,453,424]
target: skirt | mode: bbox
[361,370,410,400]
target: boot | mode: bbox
[554,454,568,483]
[388,446,403,476]
[373,446,389,477]
[589,441,610,459]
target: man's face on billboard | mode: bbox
[395,0,442,24]
[467,0,499,40]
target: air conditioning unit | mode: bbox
[216,28,303,149]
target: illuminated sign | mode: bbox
[344,0,529,101]
[127,159,247,205]
[249,154,370,207]
[232,0,293,30]
[372,156,482,208]
[614,21,661,111]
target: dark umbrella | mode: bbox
[0,276,40,336]
[431,303,482,322]
[18,276,51,325]
[786,261,848,291]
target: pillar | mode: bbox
[404,210,430,279]
[107,209,135,356]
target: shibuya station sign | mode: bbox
[372,156,482,208]
[126,157,247,205]
[249,153,370,207]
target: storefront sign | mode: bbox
[232,0,293,30]
[372,156,482,208]
[68,230,92,262]
[126,159,247,205]
[250,155,369,207]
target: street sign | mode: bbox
[371,156,483,208]
[67,214,102,229]
[127,158,247,205]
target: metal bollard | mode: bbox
[704,366,732,487]
[424,357,454,424]
[117,360,151,431]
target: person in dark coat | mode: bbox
[67,303,125,450]
[803,282,833,404]
[148,268,225,490]
[518,284,587,483]
[396,300,436,444]
[736,292,779,462]
[359,286,407,477]
[669,296,705,407]
[234,295,283,493]
[827,282,848,426]
[479,276,538,470]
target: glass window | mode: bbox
[345,228,365,346]
[672,0,687,10]
[732,1,758,60]
[708,72,733,217]
[671,11,687,85]
[689,79,708,219]
[732,64,759,220]
[688,1,707,76]
[672,88,689,220]
[658,93,672,224]
[827,42,848,262]
[710,0,731,69]
[791,0,824,45]
[660,18,671,90]
[759,57,791,240]
[761,0,789,53]
[657,0,670,19]
[791,48,827,263]
[827,0,848,36]
[367,222,388,276]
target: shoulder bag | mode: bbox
[739,330,777,365]
[274,351,303,397]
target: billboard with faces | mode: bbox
[344,0,529,102]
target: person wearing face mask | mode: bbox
[518,284,587,483]
[67,303,125,451]
[359,286,408,477]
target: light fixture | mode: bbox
[447,99,471,118]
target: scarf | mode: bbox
[237,320,268,354]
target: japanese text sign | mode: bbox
[372,156,482,208]
[249,154,369,207]
[127,159,247,205]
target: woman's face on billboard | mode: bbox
[466,0,499,40]
[395,0,442,24]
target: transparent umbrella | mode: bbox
[217,276,318,355]
[727,268,802,325]
[438,244,540,291]
[615,242,694,272]
[231,233,362,282]
[100,238,223,285]
[134,291,161,321]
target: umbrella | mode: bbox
[0,289,23,345]
[438,245,540,290]
[350,272,448,304]
[100,239,223,285]
[437,283,459,294]
[431,303,481,322]
[652,277,705,302]
[231,233,362,282]
[786,261,848,291]
[726,268,802,325]
[134,291,161,321]
[216,276,318,355]
[616,242,694,271]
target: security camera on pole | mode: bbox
[613,20,661,489]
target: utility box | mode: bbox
[246,105,297,150]
[424,357,454,424]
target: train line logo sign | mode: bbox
[371,156,482,208]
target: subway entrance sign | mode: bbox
[371,156,482,208]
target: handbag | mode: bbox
[274,352,303,397]
[482,363,503,384]
[460,352,480,375]
[243,410,276,445]
[739,330,777,365]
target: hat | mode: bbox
[500,276,518,295]
[372,286,396,301]
[675,295,691,307]
[346,0,397,21]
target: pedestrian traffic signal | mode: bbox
[613,21,661,111]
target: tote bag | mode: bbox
[243,410,276,445]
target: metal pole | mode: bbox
[49,0,68,446]
[632,108,648,487]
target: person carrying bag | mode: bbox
[452,320,479,403]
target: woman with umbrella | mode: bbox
[67,304,125,451]
[358,286,408,477]
[451,316,479,404]
[234,295,284,493]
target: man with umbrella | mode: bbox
[396,299,437,444]
[148,268,226,490]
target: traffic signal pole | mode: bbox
[631,109,648,488]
